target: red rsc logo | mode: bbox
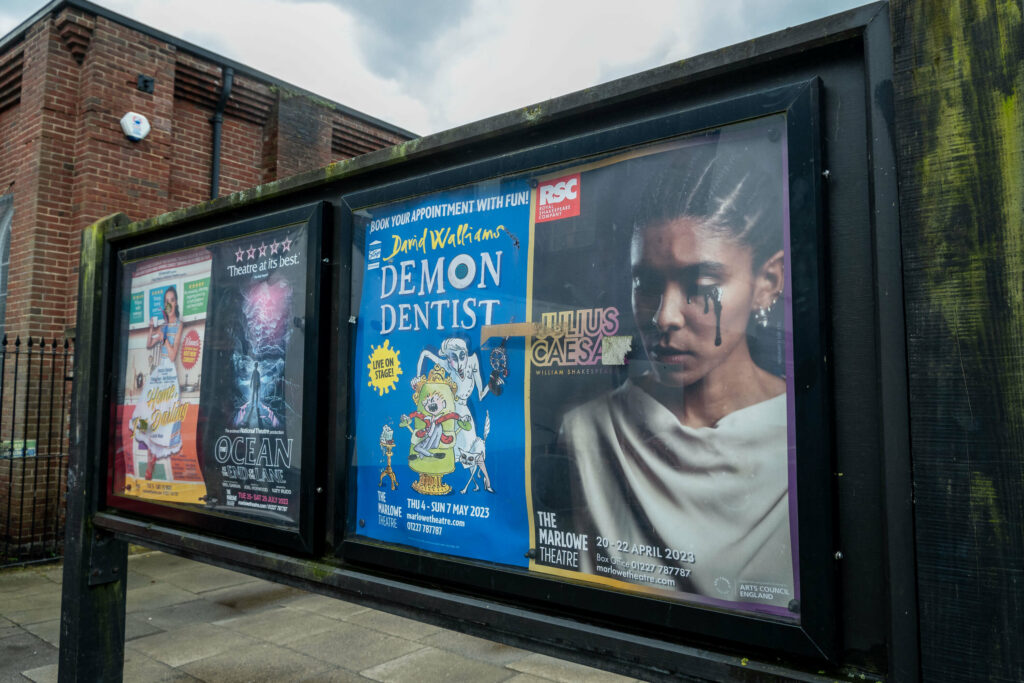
[180,329,201,369]
[536,173,581,223]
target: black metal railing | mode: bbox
[0,336,74,568]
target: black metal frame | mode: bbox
[335,80,835,661]
[61,4,917,680]
[100,202,329,554]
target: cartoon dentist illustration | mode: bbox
[417,337,504,494]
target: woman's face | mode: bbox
[164,289,177,317]
[631,217,766,389]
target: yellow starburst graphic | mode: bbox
[367,339,402,396]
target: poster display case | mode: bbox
[66,7,920,679]
[342,81,833,652]
[105,203,327,552]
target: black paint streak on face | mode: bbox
[704,286,723,346]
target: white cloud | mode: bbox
[108,0,431,132]
[2,0,866,136]
[411,0,700,132]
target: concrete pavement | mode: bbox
[0,551,641,682]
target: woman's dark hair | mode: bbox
[164,285,180,320]
[627,124,784,270]
[625,120,787,374]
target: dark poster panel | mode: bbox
[197,223,309,526]
[526,115,801,619]
[110,207,321,544]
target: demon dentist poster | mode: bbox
[352,179,531,567]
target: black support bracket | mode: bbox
[86,528,124,586]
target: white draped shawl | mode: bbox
[560,380,794,607]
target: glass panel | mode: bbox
[112,223,309,528]
[349,114,799,620]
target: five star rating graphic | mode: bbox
[235,238,292,262]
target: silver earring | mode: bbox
[755,292,781,328]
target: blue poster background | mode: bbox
[352,179,531,567]
[148,285,169,322]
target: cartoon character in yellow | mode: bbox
[399,364,470,495]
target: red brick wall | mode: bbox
[168,97,213,207]
[1,19,75,342]
[0,4,410,560]
[0,7,410,343]
[66,14,178,327]
[218,115,264,196]
[275,91,333,179]
[1,456,69,556]
[0,105,19,191]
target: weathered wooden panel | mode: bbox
[891,1,1024,680]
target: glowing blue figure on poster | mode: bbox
[233,279,292,428]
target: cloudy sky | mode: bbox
[1,0,865,135]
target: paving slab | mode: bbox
[291,667,373,683]
[2,551,633,682]
[125,583,199,614]
[1,590,63,627]
[0,569,58,597]
[23,651,199,682]
[419,629,533,666]
[22,618,59,648]
[122,649,204,682]
[124,568,160,590]
[4,605,61,628]
[180,642,334,682]
[284,593,369,621]
[360,645,514,683]
[288,621,425,672]
[159,563,257,594]
[200,580,304,614]
[20,662,58,683]
[503,675,560,683]
[345,607,444,641]
[38,567,63,585]
[7,588,62,609]
[128,551,202,578]
[126,622,259,668]
[0,629,58,679]
[125,613,167,641]
[508,652,640,683]
[213,605,340,645]
[138,598,241,632]
[0,616,20,640]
